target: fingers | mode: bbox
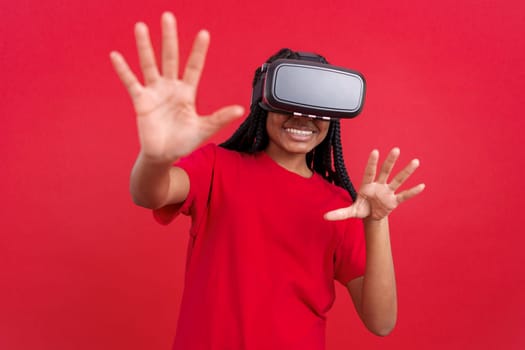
[396,183,426,204]
[109,51,143,99]
[389,158,420,192]
[376,147,400,184]
[182,30,210,87]
[361,149,379,185]
[207,105,245,128]
[135,22,161,85]
[161,12,179,79]
[324,206,357,221]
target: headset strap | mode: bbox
[250,52,326,107]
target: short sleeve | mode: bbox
[333,218,366,285]
[152,143,217,226]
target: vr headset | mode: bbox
[251,52,366,120]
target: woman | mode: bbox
[110,11,425,350]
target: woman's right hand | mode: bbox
[110,12,244,163]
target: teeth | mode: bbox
[285,128,313,136]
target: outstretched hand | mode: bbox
[110,12,244,162]
[324,148,425,221]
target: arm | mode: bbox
[129,153,189,209]
[325,148,425,336]
[347,218,397,336]
[109,12,244,209]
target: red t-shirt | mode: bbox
[154,143,366,350]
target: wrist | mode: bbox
[363,216,390,237]
[138,150,180,166]
[364,216,389,226]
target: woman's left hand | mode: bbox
[324,148,425,221]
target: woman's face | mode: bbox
[265,112,330,157]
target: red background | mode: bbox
[1,0,524,349]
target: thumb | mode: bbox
[208,105,245,128]
[324,205,357,221]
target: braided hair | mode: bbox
[220,48,358,201]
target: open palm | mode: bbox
[325,148,425,221]
[110,12,244,162]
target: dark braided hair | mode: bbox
[220,48,358,201]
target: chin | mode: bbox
[284,144,316,154]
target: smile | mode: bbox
[284,128,315,136]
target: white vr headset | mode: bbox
[251,52,366,120]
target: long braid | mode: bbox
[310,125,332,181]
[220,115,253,150]
[331,121,358,200]
[221,105,268,153]
[307,120,357,201]
[220,48,358,201]
[252,109,269,151]
[322,122,336,182]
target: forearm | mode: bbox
[129,151,176,209]
[360,217,397,336]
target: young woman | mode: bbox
[110,12,425,350]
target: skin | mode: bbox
[325,148,425,335]
[265,112,330,177]
[110,12,244,208]
[110,11,425,337]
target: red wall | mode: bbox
[2,0,524,349]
